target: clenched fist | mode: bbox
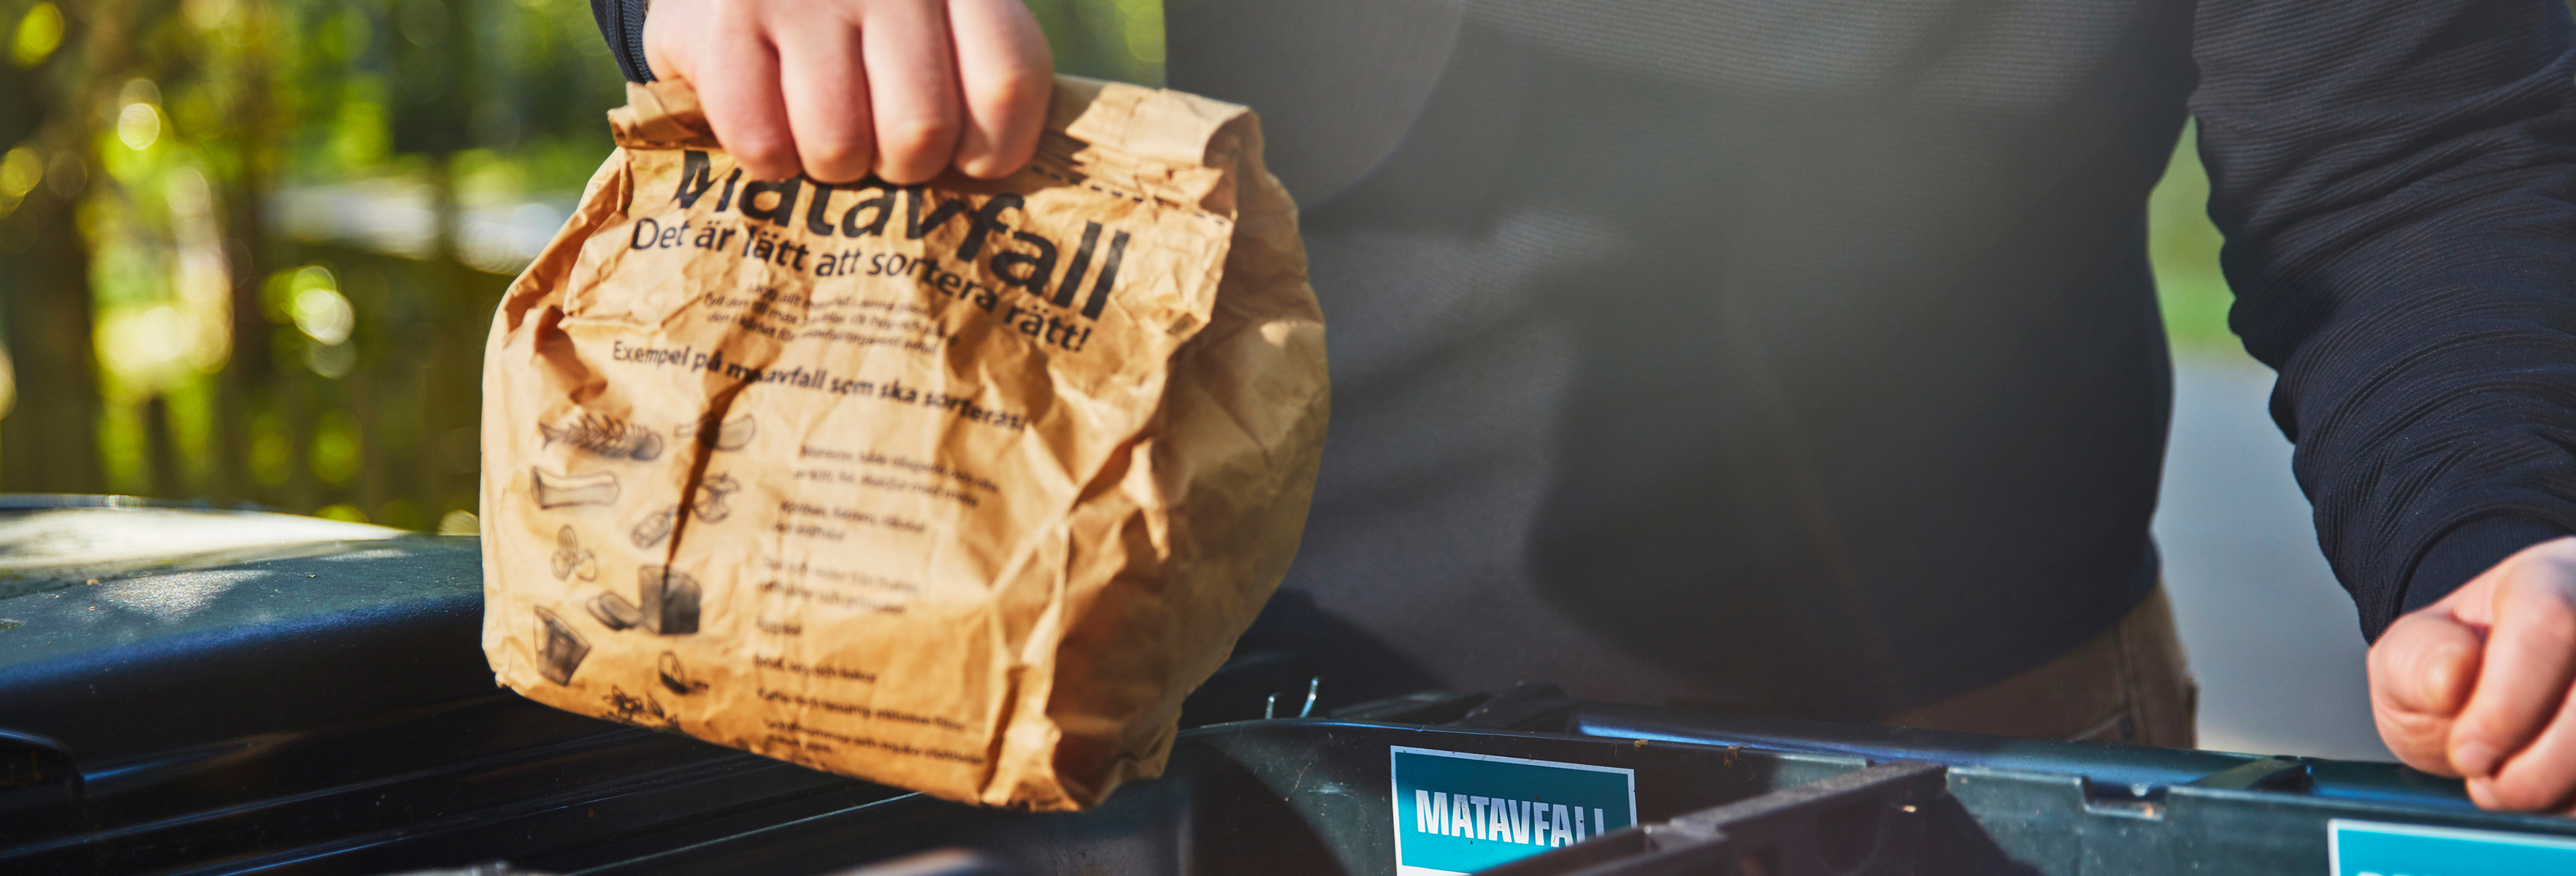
[642,0,1054,184]
[2372,535,2576,811]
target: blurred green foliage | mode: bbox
[2149,121,2239,356]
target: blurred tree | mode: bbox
[199,0,283,504]
[0,0,123,495]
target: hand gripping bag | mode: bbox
[479,76,1327,810]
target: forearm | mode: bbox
[2268,210,2576,634]
[2193,0,2576,637]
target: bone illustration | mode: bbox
[534,606,591,685]
[550,526,599,580]
[629,506,677,549]
[691,473,741,523]
[676,413,756,450]
[588,591,643,631]
[540,413,665,461]
[659,651,708,696]
[637,565,703,635]
[532,466,619,508]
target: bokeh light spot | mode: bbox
[10,3,61,68]
[118,104,162,151]
[313,411,361,485]
[0,147,40,199]
[314,504,369,523]
[0,342,15,421]
[437,510,479,536]
[289,266,356,346]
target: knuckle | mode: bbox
[881,115,960,155]
[2537,535,2576,562]
[2377,707,2445,746]
[2373,619,2461,690]
[744,155,800,180]
[956,154,1013,180]
[2451,717,2506,749]
[970,66,1051,115]
[802,139,872,175]
[729,135,798,177]
[2496,572,2576,631]
[2523,598,2576,643]
[2369,655,2416,703]
[2368,626,2415,672]
[2507,545,2576,589]
[713,0,763,29]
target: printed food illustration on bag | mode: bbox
[480,76,1327,811]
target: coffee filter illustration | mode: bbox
[534,606,591,685]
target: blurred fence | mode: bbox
[0,0,1162,530]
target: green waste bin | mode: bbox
[580,685,2576,876]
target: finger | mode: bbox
[2472,683,2576,811]
[693,13,801,180]
[2371,610,2483,775]
[862,0,964,183]
[946,0,1053,178]
[778,23,876,183]
[638,0,743,86]
[639,0,690,82]
[2448,562,2576,780]
[2378,609,2485,715]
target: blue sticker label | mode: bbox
[2331,818,2576,876]
[1389,745,1638,876]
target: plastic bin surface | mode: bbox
[580,716,2576,876]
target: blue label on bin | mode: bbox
[2331,818,2576,875]
[1389,745,1637,876]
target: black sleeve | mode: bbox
[589,0,656,82]
[2191,0,2576,638]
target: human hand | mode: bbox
[2371,535,2576,811]
[642,0,1052,184]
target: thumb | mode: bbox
[2371,608,2485,776]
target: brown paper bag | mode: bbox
[478,76,1327,811]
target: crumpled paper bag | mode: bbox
[478,75,1327,811]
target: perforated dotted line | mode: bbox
[1028,163,1232,226]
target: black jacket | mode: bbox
[591,0,2576,720]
